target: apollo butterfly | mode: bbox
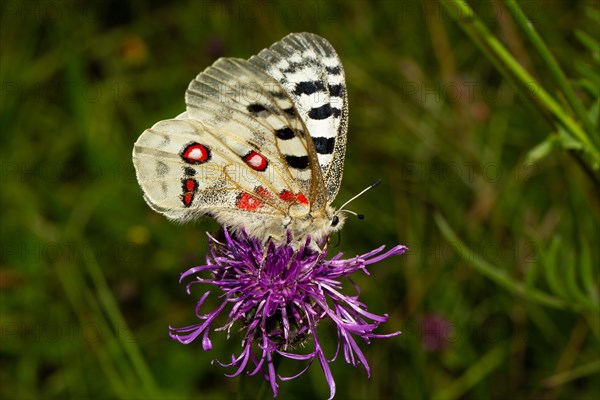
[133,33,354,244]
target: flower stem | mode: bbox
[503,0,597,142]
[434,212,573,310]
[237,370,245,400]
[437,0,599,168]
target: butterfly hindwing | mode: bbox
[134,118,283,220]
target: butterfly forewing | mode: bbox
[185,58,321,200]
[248,32,348,203]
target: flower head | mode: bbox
[169,228,407,399]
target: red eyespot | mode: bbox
[181,143,210,164]
[236,192,262,211]
[243,151,268,171]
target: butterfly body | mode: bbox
[133,33,349,244]
[207,204,344,245]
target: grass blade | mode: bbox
[437,0,599,167]
[434,213,568,310]
[503,0,596,140]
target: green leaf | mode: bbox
[564,250,595,308]
[525,127,583,165]
[557,127,584,150]
[540,236,598,312]
[586,6,600,25]
[526,135,560,164]
[575,30,600,64]
[525,246,541,291]
[434,213,568,310]
[580,237,600,306]
[543,360,600,387]
[589,99,600,129]
[544,236,570,301]
[433,345,506,400]
[574,63,600,98]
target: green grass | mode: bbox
[1,1,599,399]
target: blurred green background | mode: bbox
[1,0,599,399]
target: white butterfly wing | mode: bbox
[184,58,320,199]
[249,32,348,203]
[134,118,269,218]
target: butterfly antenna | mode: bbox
[341,209,364,219]
[337,179,382,219]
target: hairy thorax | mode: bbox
[214,206,345,246]
[283,206,346,245]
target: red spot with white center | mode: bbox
[243,151,268,171]
[181,178,199,207]
[181,143,210,164]
[236,192,262,211]
[279,190,309,205]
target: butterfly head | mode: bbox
[324,205,347,233]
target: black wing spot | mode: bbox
[247,104,268,114]
[308,104,341,120]
[328,84,344,97]
[313,137,336,154]
[285,155,310,170]
[282,61,316,73]
[326,66,341,75]
[269,90,288,99]
[282,107,296,118]
[276,127,295,140]
[183,167,196,176]
[294,81,325,96]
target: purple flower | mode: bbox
[420,314,453,352]
[169,228,407,399]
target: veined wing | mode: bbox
[249,32,348,204]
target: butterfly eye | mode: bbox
[331,215,340,227]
